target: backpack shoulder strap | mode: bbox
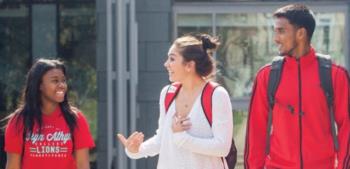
[201,81,219,126]
[316,53,333,104]
[266,56,285,154]
[201,82,237,168]
[164,82,182,113]
[267,56,285,106]
[316,53,332,101]
[316,53,339,151]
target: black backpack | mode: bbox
[0,129,6,169]
[265,53,339,154]
[165,82,237,169]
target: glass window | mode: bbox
[0,4,30,119]
[216,13,275,97]
[176,11,347,98]
[177,14,212,36]
[32,4,57,58]
[58,3,97,139]
[0,3,97,134]
[312,12,345,64]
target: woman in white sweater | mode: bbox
[118,34,234,169]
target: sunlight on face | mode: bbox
[164,45,188,82]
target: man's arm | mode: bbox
[244,67,270,169]
[333,66,350,169]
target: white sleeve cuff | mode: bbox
[125,146,146,159]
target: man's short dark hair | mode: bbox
[273,4,316,42]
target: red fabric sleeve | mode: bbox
[73,112,95,150]
[244,67,270,169]
[4,116,24,154]
[333,66,350,169]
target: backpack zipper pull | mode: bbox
[287,104,295,114]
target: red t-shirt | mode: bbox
[5,106,95,169]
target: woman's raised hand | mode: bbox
[117,132,144,153]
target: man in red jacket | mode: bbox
[244,4,350,169]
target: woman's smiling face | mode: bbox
[40,68,67,106]
[164,45,189,82]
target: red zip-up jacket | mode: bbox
[244,48,350,169]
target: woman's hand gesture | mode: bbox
[117,132,144,153]
[172,115,192,133]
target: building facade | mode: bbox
[0,0,349,169]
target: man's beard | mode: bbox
[278,40,297,57]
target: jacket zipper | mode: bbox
[297,59,304,169]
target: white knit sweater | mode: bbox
[126,85,233,169]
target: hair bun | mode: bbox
[201,35,217,51]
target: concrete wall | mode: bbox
[135,0,172,168]
[96,0,113,168]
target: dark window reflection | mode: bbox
[58,3,97,140]
[0,4,30,119]
[177,14,213,37]
[0,4,30,169]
